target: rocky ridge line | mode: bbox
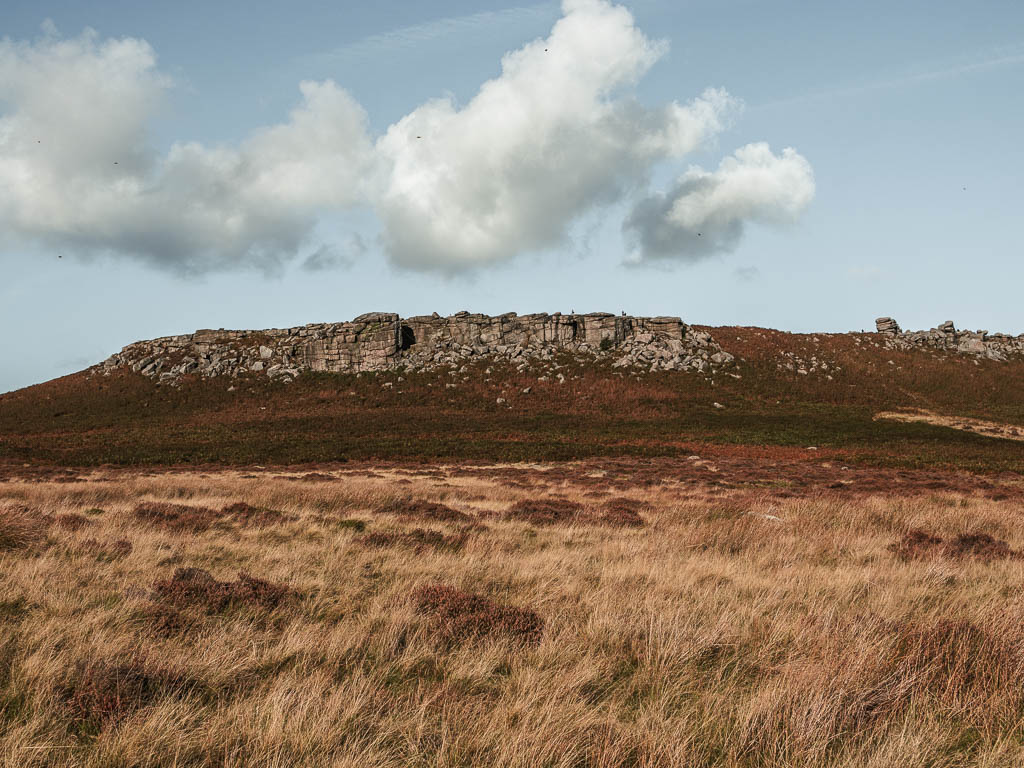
[96,312,735,385]
[874,317,1024,361]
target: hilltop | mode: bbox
[1,314,1023,472]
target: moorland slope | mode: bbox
[2,317,1023,472]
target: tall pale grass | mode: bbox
[0,468,1022,766]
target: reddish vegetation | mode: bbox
[132,501,293,532]
[56,513,92,531]
[499,497,644,527]
[385,499,473,523]
[59,658,190,733]
[5,324,1024,476]
[503,498,583,526]
[891,529,1020,561]
[151,568,295,612]
[292,473,338,482]
[221,501,294,527]
[413,583,544,644]
[133,502,220,533]
[357,528,467,553]
[599,498,646,528]
[83,537,133,562]
[141,603,195,637]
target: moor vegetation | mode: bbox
[1,328,1023,472]
[1,464,1024,766]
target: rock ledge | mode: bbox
[97,312,733,385]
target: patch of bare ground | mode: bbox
[876,408,1024,442]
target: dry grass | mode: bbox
[876,408,1024,442]
[1,465,1024,766]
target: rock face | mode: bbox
[874,317,901,335]
[875,317,1024,361]
[97,312,734,385]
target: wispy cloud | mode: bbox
[753,42,1024,111]
[305,4,555,65]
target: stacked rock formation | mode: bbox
[96,312,734,385]
[874,317,901,335]
[875,317,1024,361]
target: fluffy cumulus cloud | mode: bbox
[624,143,814,262]
[0,27,373,273]
[0,2,812,274]
[374,0,737,270]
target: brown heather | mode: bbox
[357,528,468,553]
[890,528,1021,561]
[413,584,544,645]
[219,501,295,528]
[1,463,1024,765]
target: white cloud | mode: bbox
[0,27,373,273]
[374,0,737,270]
[0,2,810,276]
[624,143,815,262]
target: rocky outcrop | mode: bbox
[96,312,734,385]
[874,317,901,335]
[875,318,1024,361]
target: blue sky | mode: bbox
[2,0,1022,392]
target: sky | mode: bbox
[1,0,1022,393]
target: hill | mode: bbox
[1,314,1023,472]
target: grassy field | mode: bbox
[2,326,1023,765]
[2,463,1024,767]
